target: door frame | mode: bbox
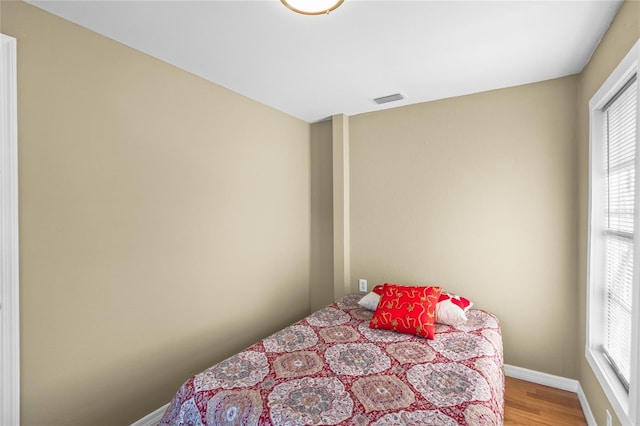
[1,33,20,426]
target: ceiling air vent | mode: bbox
[373,93,405,105]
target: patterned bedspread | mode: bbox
[159,294,504,425]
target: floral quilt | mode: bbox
[159,293,504,425]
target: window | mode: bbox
[587,39,640,425]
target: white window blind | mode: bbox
[603,75,637,392]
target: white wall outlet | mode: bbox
[358,279,368,293]
[606,410,612,426]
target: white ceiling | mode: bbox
[28,0,623,123]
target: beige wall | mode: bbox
[310,120,334,311]
[349,77,579,377]
[1,1,311,424]
[576,1,640,425]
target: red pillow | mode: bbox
[372,285,385,295]
[369,284,442,339]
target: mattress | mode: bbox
[159,293,504,425]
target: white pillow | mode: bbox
[358,291,381,311]
[436,293,473,326]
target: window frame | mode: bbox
[587,38,640,425]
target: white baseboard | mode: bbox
[504,364,578,391]
[504,364,596,426]
[577,383,597,426]
[130,403,169,426]
[134,365,597,426]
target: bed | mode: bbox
[159,292,504,425]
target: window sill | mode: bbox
[586,347,634,425]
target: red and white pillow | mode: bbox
[436,292,473,326]
[357,285,385,310]
[358,285,473,327]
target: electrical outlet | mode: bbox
[606,410,612,426]
[358,279,368,292]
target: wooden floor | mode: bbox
[504,377,587,425]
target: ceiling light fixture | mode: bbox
[281,0,344,15]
